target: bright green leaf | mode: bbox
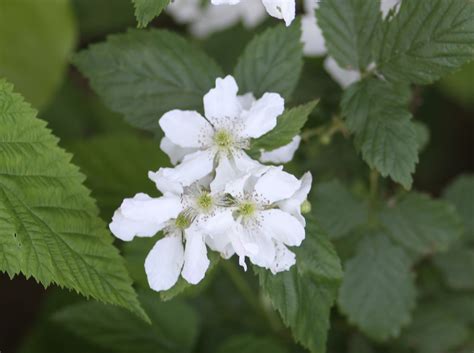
[317,0,381,70]
[216,335,287,353]
[234,21,303,100]
[53,291,199,353]
[312,180,368,239]
[341,78,418,189]
[132,0,170,28]
[0,0,77,110]
[379,193,462,256]
[74,29,223,132]
[257,218,342,353]
[0,79,146,320]
[338,234,416,341]
[250,100,318,154]
[376,0,474,84]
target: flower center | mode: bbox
[175,213,191,229]
[213,129,234,151]
[238,201,257,218]
[196,192,213,212]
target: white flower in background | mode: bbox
[109,175,224,291]
[157,75,284,193]
[167,0,266,38]
[203,166,310,273]
[302,0,402,88]
[260,135,301,164]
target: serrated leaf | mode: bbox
[53,291,199,353]
[317,0,381,70]
[132,0,170,28]
[249,100,317,153]
[0,80,146,320]
[443,174,474,238]
[376,0,474,84]
[216,335,287,353]
[433,248,474,290]
[0,0,76,110]
[74,29,223,132]
[313,180,368,239]
[234,21,303,99]
[379,193,463,256]
[71,133,169,219]
[341,78,418,189]
[257,218,342,353]
[338,234,416,341]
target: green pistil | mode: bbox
[214,130,233,150]
[238,201,256,218]
[197,192,213,212]
[175,213,191,229]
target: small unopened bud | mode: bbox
[301,200,312,214]
[320,134,331,145]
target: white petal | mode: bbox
[301,14,327,56]
[260,135,301,164]
[241,93,284,138]
[203,210,235,254]
[167,0,202,24]
[203,75,242,124]
[254,167,301,204]
[324,57,361,89]
[109,193,182,241]
[159,110,212,148]
[145,235,184,292]
[182,227,210,285]
[381,0,401,18]
[160,137,197,165]
[238,92,256,110]
[262,0,296,26]
[149,150,215,194]
[190,3,243,38]
[261,209,305,246]
[239,0,267,27]
[212,0,240,4]
[247,231,276,269]
[211,156,240,193]
[270,242,296,274]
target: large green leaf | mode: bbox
[53,291,199,353]
[338,234,416,341]
[215,335,287,353]
[234,21,303,100]
[0,0,76,110]
[379,193,462,257]
[312,180,368,239]
[0,79,146,320]
[433,248,474,290]
[74,29,223,132]
[443,174,474,239]
[375,0,474,84]
[257,218,343,353]
[341,78,418,189]
[317,0,381,70]
[132,0,170,28]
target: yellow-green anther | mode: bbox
[175,213,191,229]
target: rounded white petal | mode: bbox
[260,135,301,164]
[211,156,240,193]
[261,209,305,246]
[148,169,184,195]
[239,0,267,27]
[182,227,210,285]
[324,57,361,89]
[254,167,301,204]
[109,193,182,241]
[270,242,296,274]
[262,0,295,26]
[212,0,240,4]
[301,14,327,56]
[277,171,312,226]
[248,231,276,269]
[203,210,235,253]
[167,0,202,23]
[160,137,197,165]
[190,3,243,38]
[159,110,212,148]
[238,92,256,110]
[145,235,184,292]
[381,0,401,18]
[203,76,242,124]
[241,93,284,138]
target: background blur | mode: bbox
[0,0,472,352]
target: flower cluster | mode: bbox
[109,76,312,292]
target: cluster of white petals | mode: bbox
[110,75,312,292]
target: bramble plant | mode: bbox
[0,0,473,353]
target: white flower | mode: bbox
[260,135,301,164]
[203,166,310,273]
[158,75,284,194]
[109,175,224,291]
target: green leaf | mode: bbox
[0,80,146,320]
[234,21,303,100]
[257,218,342,353]
[70,133,169,219]
[316,0,381,70]
[216,335,287,353]
[53,291,199,353]
[379,193,463,256]
[443,174,474,238]
[132,0,170,28]
[312,180,368,239]
[250,100,318,153]
[433,248,474,290]
[74,29,223,132]
[375,0,474,84]
[413,121,430,153]
[0,0,76,110]
[341,78,418,189]
[338,234,416,341]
